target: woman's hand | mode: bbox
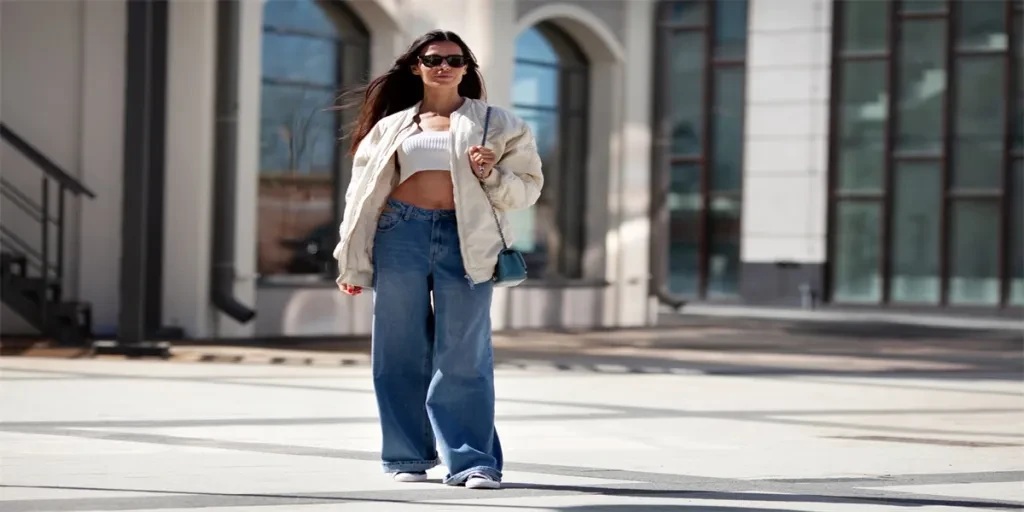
[468,145,497,180]
[339,283,363,296]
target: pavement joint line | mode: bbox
[3,366,1021,441]
[0,479,1021,512]
[6,426,1024,492]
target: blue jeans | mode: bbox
[371,198,502,485]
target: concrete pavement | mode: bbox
[1,323,1022,511]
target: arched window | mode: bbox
[257,0,369,278]
[511,23,589,280]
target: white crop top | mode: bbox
[396,131,451,184]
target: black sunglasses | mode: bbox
[419,54,467,68]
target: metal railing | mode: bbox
[0,122,96,321]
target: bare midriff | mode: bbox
[389,170,456,210]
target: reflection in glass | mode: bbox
[668,163,701,296]
[264,0,340,36]
[956,0,1007,51]
[661,0,705,25]
[261,33,337,86]
[949,201,1001,305]
[707,196,740,297]
[669,31,704,156]
[896,20,946,155]
[833,201,882,303]
[711,68,744,192]
[890,162,940,303]
[258,0,367,277]
[713,0,748,60]
[837,59,887,191]
[841,0,888,53]
[901,0,946,13]
[1011,161,1024,304]
[512,24,588,279]
[953,56,1005,189]
[259,85,336,173]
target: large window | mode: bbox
[829,0,1023,307]
[652,0,749,299]
[258,0,368,278]
[511,24,589,280]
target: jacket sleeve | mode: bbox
[334,124,380,260]
[481,115,544,211]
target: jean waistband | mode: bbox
[385,198,456,221]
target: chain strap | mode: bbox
[478,106,509,250]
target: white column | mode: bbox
[610,0,655,326]
[161,0,218,338]
[741,0,833,265]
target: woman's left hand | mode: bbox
[468,145,497,180]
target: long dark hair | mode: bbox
[341,30,486,155]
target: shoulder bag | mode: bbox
[479,106,528,287]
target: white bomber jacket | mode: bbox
[332,98,544,287]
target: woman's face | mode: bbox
[413,41,468,90]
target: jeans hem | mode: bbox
[443,466,503,485]
[382,459,440,473]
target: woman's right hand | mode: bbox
[339,283,363,296]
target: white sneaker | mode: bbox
[393,471,428,483]
[465,474,500,489]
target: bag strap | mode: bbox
[479,106,509,250]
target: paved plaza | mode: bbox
[1,320,1022,511]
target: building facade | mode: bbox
[1,0,1020,341]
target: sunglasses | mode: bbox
[419,54,467,68]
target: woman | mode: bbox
[333,30,543,490]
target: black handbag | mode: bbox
[479,106,528,287]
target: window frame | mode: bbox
[826,0,1023,308]
[511,22,590,281]
[650,0,750,302]
[257,0,370,281]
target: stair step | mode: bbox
[1,251,28,277]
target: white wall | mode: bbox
[0,0,125,335]
[741,0,832,264]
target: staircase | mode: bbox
[1,122,96,346]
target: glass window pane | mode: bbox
[841,0,888,53]
[509,109,558,263]
[890,162,941,303]
[262,33,338,86]
[711,68,744,192]
[515,27,560,65]
[949,201,1001,305]
[837,60,888,190]
[259,85,336,173]
[713,0,748,60]
[662,0,705,25]
[513,63,559,108]
[668,31,705,156]
[832,201,882,303]
[953,56,1006,189]
[1011,160,1024,304]
[264,0,339,36]
[895,20,946,156]
[707,196,741,298]
[901,0,946,13]
[258,84,338,277]
[668,163,702,296]
[956,0,1008,51]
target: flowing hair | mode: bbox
[339,30,486,155]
